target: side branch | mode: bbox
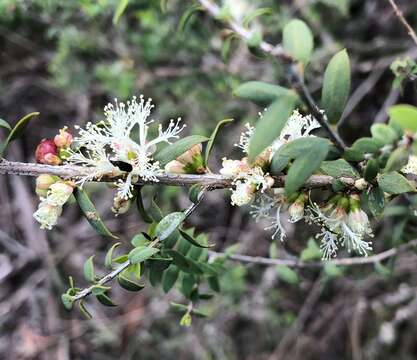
[196,0,347,152]
[210,238,417,268]
[0,160,357,189]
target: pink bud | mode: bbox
[54,127,73,148]
[35,139,62,165]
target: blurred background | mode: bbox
[1,0,417,359]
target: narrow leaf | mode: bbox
[105,242,122,269]
[321,49,351,124]
[285,141,329,195]
[136,186,153,223]
[73,188,118,238]
[388,104,417,133]
[248,95,297,162]
[154,135,209,166]
[113,0,129,25]
[0,119,11,131]
[156,212,186,240]
[83,256,96,283]
[162,265,180,293]
[0,112,39,156]
[178,4,203,34]
[378,172,416,194]
[283,19,314,64]
[128,246,159,264]
[179,228,213,248]
[205,118,233,165]
[233,81,295,106]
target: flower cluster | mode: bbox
[35,127,73,165]
[33,175,75,229]
[66,96,185,200]
[306,194,373,259]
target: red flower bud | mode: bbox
[35,139,62,165]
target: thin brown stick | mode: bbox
[209,238,417,268]
[387,0,417,47]
[0,159,357,190]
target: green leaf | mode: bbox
[242,7,272,27]
[0,118,11,131]
[73,188,118,238]
[388,104,417,132]
[91,285,111,296]
[180,312,192,327]
[370,123,399,145]
[383,147,409,173]
[364,158,380,182]
[320,159,359,177]
[136,186,153,223]
[105,242,122,269]
[181,273,196,298]
[61,294,74,310]
[319,0,349,15]
[323,263,345,279]
[79,300,92,319]
[96,293,117,307]
[300,239,321,261]
[164,249,203,275]
[271,137,331,174]
[154,135,209,166]
[283,19,314,64]
[149,198,163,222]
[117,272,145,292]
[0,112,39,156]
[364,187,385,218]
[205,118,233,165]
[113,0,129,25]
[179,229,213,248]
[285,140,329,195]
[378,171,416,194]
[321,49,351,124]
[83,256,96,283]
[351,137,383,154]
[248,95,297,162]
[162,265,180,293]
[131,233,150,247]
[128,246,159,264]
[276,265,299,285]
[233,81,295,106]
[178,4,203,34]
[156,212,186,240]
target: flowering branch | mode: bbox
[0,159,359,190]
[196,0,347,153]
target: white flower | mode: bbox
[47,182,74,206]
[67,96,185,200]
[219,158,250,177]
[33,202,63,230]
[235,123,254,154]
[317,229,339,260]
[402,154,417,175]
[307,201,373,258]
[271,110,321,152]
[231,181,255,206]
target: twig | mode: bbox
[196,0,347,153]
[0,160,358,190]
[72,189,207,302]
[209,238,417,268]
[387,0,417,48]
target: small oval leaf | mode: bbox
[156,212,186,240]
[128,246,159,264]
[321,49,351,124]
[283,19,314,64]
